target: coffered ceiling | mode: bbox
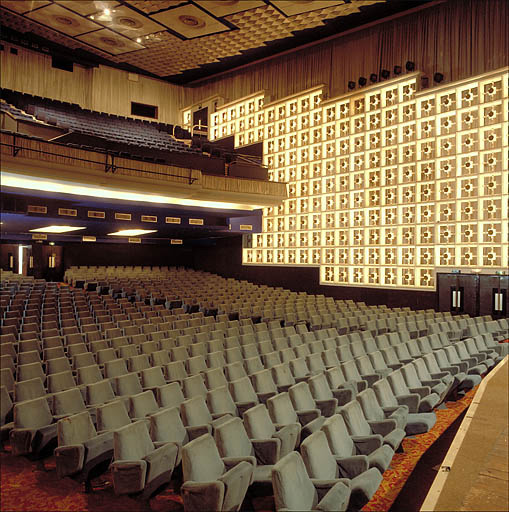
[0,0,431,83]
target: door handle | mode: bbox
[494,292,502,311]
[452,290,457,308]
[457,290,461,309]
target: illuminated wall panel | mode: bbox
[210,70,508,290]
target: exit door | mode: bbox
[437,273,479,316]
[479,275,508,318]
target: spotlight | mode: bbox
[348,81,356,90]
[358,76,367,87]
[136,37,142,43]
[433,72,444,83]
[393,65,402,75]
[380,69,390,80]
[405,60,415,72]
[369,73,378,83]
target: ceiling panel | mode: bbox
[271,1,346,17]
[194,0,265,17]
[25,2,102,36]
[94,4,166,37]
[76,27,145,54]
[0,1,50,15]
[150,3,231,39]
[54,1,120,16]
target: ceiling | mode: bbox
[0,189,261,245]
[0,0,432,84]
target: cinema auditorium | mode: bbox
[0,1,507,511]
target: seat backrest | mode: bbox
[267,392,298,425]
[288,382,316,412]
[322,414,355,458]
[387,369,410,395]
[14,396,53,428]
[86,379,115,406]
[224,361,247,381]
[301,430,338,480]
[130,390,159,418]
[229,376,258,404]
[157,381,185,409]
[17,362,45,382]
[272,451,317,511]
[214,417,254,459]
[183,374,208,399]
[141,366,166,388]
[243,404,276,439]
[77,364,103,385]
[96,399,131,431]
[372,378,398,409]
[47,370,77,393]
[165,361,187,382]
[115,372,142,396]
[150,406,187,445]
[14,377,46,402]
[308,372,333,401]
[203,368,227,390]
[207,386,237,416]
[52,388,86,416]
[356,388,384,422]
[339,399,371,437]
[114,420,154,460]
[180,396,212,426]
[103,358,128,379]
[182,433,225,482]
[401,363,422,388]
[57,411,96,446]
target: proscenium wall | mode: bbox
[191,236,436,309]
[183,0,508,107]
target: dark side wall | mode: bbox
[190,236,437,310]
[63,242,192,269]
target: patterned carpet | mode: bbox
[0,388,476,512]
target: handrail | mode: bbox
[0,131,198,184]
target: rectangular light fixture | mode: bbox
[107,229,157,236]
[29,226,86,233]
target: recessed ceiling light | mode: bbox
[108,229,157,236]
[29,226,86,233]
[103,8,111,16]
[136,37,142,43]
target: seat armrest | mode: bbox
[296,409,321,425]
[143,442,179,479]
[360,373,380,387]
[54,444,85,477]
[276,384,292,393]
[331,388,353,405]
[235,400,258,417]
[83,431,114,460]
[222,456,256,470]
[256,391,276,404]
[408,386,431,399]
[181,480,225,512]
[351,434,383,455]
[294,376,309,384]
[334,455,369,478]
[356,379,368,392]
[111,459,147,494]
[367,419,397,437]
[429,371,449,379]
[387,363,403,371]
[252,438,280,465]
[315,398,338,417]
[382,405,409,415]
[440,365,459,375]
[421,379,442,388]
[316,481,351,512]
[185,424,212,440]
[312,478,350,502]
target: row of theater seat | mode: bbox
[1,273,507,511]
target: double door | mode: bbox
[437,273,508,318]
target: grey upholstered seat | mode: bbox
[228,376,260,416]
[243,403,300,458]
[411,358,453,402]
[111,420,179,499]
[372,378,436,435]
[55,411,113,491]
[181,433,254,512]
[156,381,185,409]
[1,385,14,450]
[301,430,382,511]
[149,406,189,465]
[339,399,405,452]
[400,364,442,409]
[180,396,232,440]
[271,451,351,511]
[289,381,337,418]
[357,387,408,431]
[215,416,278,485]
[267,391,324,441]
[387,369,438,413]
[322,413,394,474]
[308,372,353,407]
[10,396,57,457]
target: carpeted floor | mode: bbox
[0,388,475,512]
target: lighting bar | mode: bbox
[29,226,86,233]
[107,229,157,236]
